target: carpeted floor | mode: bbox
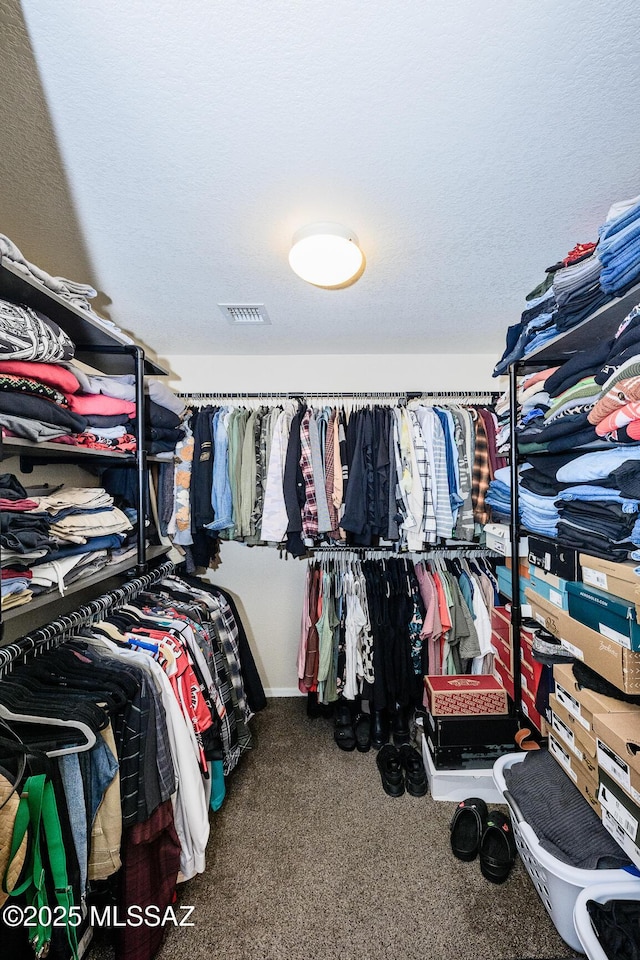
[92,699,579,960]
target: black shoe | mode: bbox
[354,713,371,752]
[306,691,321,718]
[376,744,405,797]
[479,811,517,883]
[371,709,389,750]
[333,701,356,752]
[398,744,428,797]
[392,706,411,746]
[450,797,488,861]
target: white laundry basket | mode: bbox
[493,753,629,953]
[573,880,640,960]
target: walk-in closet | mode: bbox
[3,4,640,960]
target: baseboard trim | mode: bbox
[265,687,305,698]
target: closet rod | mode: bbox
[0,558,175,677]
[310,546,500,558]
[176,390,500,401]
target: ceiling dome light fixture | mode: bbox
[289,222,365,288]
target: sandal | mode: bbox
[354,713,371,752]
[376,744,405,797]
[398,744,428,797]
[479,811,517,883]
[333,702,356,752]
[515,728,540,751]
[450,797,488,861]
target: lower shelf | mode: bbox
[0,544,170,644]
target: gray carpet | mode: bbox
[92,698,577,960]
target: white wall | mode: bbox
[163,353,497,694]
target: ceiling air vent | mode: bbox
[219,303,271,325]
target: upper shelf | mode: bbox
[0,257,167,376]
[517,279,640,370]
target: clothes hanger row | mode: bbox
[176,391,500,405]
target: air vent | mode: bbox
[219,304,271,325]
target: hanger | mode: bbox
[0,702,97,758]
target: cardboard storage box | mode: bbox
[485,523,528,558]
[527,588,640,695]
[528,534,580,582]
[505,557,530,577]
[549,694,597,780]
[553,661,640,732]
[548,732,601,817]
[497,565,528,605]
[567,581,640,652]
[491,631,512,674]
[491,606,511,641]
[492,654,515,700]
[521,684,544,733]
[580,554,640,606]
[528,568,570,611]
[598,769,640,869]
[594,711,640,806]
[424,674,509,717]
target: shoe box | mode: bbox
[548,692,598,781]
[566,581,640,652]
[547,731,602,818]
[593,711,640,869]
[593,711,640,805]
[424,710,518,770]
[484,523,528,558]
[598,769,640,870]
[528,534,581,582]
[527,588,640,695]
[553,662,640,734]
[528,565,571,612]
[424,673,509,717]
[579,553,640,606]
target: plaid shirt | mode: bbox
[300,408,319,538]
[471,409,491,526]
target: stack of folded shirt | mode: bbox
[0,323,92,442]
[486,465,561,535]
[65,367,186,455]
[0,233,133,342]
[494,366,559,454]
[0,475,136,604]
[598,194,640,295]
[493,242,603,376]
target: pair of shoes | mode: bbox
[333,702,356,751]
[376,744,428,798]
[450,798,516,883]
[354,713,371,752]
[371,709,389,749]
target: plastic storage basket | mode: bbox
[493,753,629,953]
[573,880,640,960]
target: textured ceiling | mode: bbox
[2,1,640,364]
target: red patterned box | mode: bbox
[424,674,509,717]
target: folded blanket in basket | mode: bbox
[504,749,631,870]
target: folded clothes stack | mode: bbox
[486,466,560,535]
[0,232,133,341]
[494,192,640,377]
[0,474,133,607]
[598,193,640,295]
[493,240,606,375]
[65,368,186,456]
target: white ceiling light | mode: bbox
[288,222,364,288]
